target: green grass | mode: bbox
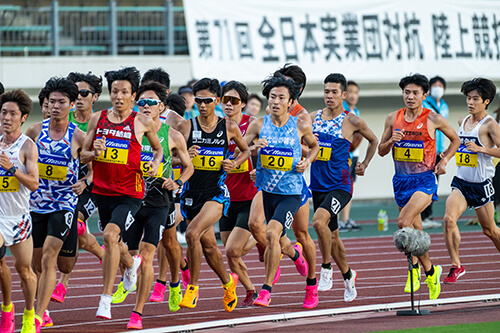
[374,321,500,333]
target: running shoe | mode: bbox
[318,267,333,291]
[0,303,14,333]
[256,243,265,262]
[253,289,271,307]
[443,265,465,284]
[50,282,67,303]
[42,310,53,327]
[77,218,86,236]
[169,284,182,312]
[344,269,358,302]
[96,296,112,319]
[273,265,281,285]
[111,281,136,304]
[127,312,142,330]
[222,273,238,312]
[238,290,257,308]
[426,265,442,300]
[33,314,42,333]
[404,265,421,293]
[21,309,35,333]
[339,219,362,232]
[179,285,199,309]
[292,243,308,276]
[149,282,166,303]
[303,284,318,309]
[123,255,142,291]
[421,218,442,229]
[181,257,190,290]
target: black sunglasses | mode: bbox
[79,89,94,97]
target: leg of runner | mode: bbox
[10,239,37,311]
[476,202,500,251]
[225,227,255,292]
[248,191,267,248]
[443,190,467,267]
[292,201,316,280]
[132,242,156,315]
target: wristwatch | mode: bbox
[84,179,91,187]
[175,179,183,187]
[7,166,16,175]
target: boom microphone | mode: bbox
[393,227,431,257]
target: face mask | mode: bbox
[430,86,444,100]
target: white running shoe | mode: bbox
[123,255,142,291]
[344,269,358,302]
[96,296,112,319]
[318,267,333,291]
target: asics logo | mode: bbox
[417,123,423,129]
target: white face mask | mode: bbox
[430,86,444,100]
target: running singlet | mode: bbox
[30,119,79,213]
[225,114,257,201]
[69,111,91,132]
[392,108,436,175]
[184,117,229,191]
[141,123,173,207]
[256,115,302,195]
[289,103,306,117]
[0,134,32,217]
[310,109,352,194]
[456,114,495,183]
[92,109,144,199]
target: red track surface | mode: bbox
[5,231,500,332]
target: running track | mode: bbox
[5,230,500,332]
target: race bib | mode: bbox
[260,147,293,171]
[172,165,182,180]
[394,140,423,162]
[317,140,332,161]
[38,155,68,181]
[141,152,164,177]
[0,175,19,192]
[228,152,249,174]
[94,138,129,165]
[192,147,224,171]
[455,145,478,167]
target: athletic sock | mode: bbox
[223,274,233,288]
[321,262,332,270]
[262,284,272,293]
[23,308,34,320]
[181,262,189,271]
[306,278,317,286]
[169,280,180,288]
[132,311,142,317]
[342,268,352,281]
[425,266,435,277]
[1,302,12,312]
[413,263,420,270]
[157,279,167,286]
[292,249,299,261]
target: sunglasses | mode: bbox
[137,99,162,107]
[194,97,217,105]
[221,96,241,105]
[79,89,94,97]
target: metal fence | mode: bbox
[0,0,189,56]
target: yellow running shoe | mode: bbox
[404,265,421,293]
[21,309,35,333]
[179,285,199,309]
[111,281,136,304]
[222,273,239,312]
[169,284,182,312]
[426,265,442,300]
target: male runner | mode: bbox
[25,77,87,331]
[245,74,319,308]
[125,81,193,329]
[311,74,378,302]
[442,78,500,283]
[80,67,163,319]
[0,89,39,333]
[378,74,460,299]
[177,78,250,312]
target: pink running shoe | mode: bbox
[181,257,190,290]
[42,310,53,327]
[77,219,86,236]
[149,282,166,302]
[127,312,142,330]
[0,304,14,333]
[99,245,105,265]
[303,284,319,309]
[253,289,271,307]
[51,283,67,303]
[443,265,465,284]
[292,243,308,277]
[272,266,281,285]
[34,315,42,333]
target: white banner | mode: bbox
[184,0,500,84]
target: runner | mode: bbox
[310,74,378,302]
[80,67,163,319]
[0,89,39,333]
[378,73,460,299]
[177,78,250,312]
[125,81,193,329]
[442,78,500,283]
[245,73,319,308]
[25,77,87,331]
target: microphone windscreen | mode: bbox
[393,227,431,257]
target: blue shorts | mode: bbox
[262,191,301,237]
[180,186,230,221]
[392,171,438,208]
[451,176,495,209]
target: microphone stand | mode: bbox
[396,252,429,316]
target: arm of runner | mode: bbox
[72,128,93,195]
[80,112,105,164]
[297,119,319,172]
[378,111,402,157]
[162,129,194,191]
[3,138,39,191]
[349,115,379,176]
[433,113,460,175]
[222,120,250,172]
[141,115,163,177]
[468,119,500,158]
[245,117,265,156]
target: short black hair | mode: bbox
[262,73,301,101]
[461,78,497,109]
[136,81,168,104]
[275,63,306,97]
[399,74,430,94]
[141,67,170,89]
[248,93,262,106]
[104,67,141,94]
[347,80,359,89]
[44,77,79,102]
[221,80,249,104]
[165,93,185,117]
[0,82,4,95]
[38,87,49,107]
[67,71,103,96]
[192,78,221,97]
[324,73,347,92]
[0,89,32,117]
[429,76,447,90]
